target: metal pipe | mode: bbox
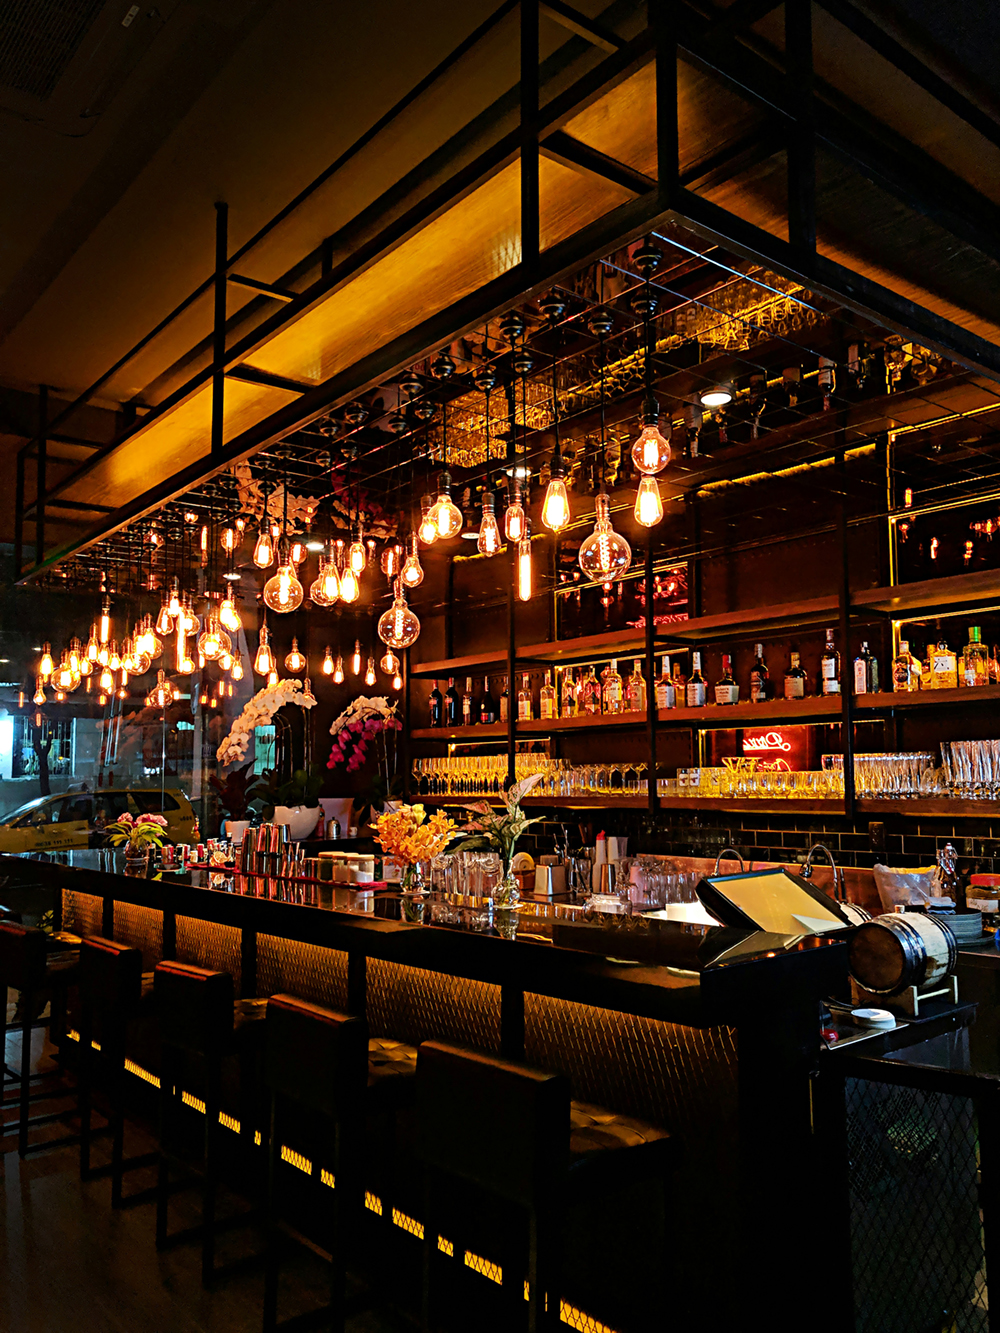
[211,203,228,458]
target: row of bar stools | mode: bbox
[262,994,418,1333]
[417,1040,678,1333]
[0,919,80,1156]
[78,936,159,1205]
[154,960,268,1286]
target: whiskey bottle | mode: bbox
[963,626,989,688]
[686,651,707,707]
[580,665,601,715]
[444,677,460,725]
[715,653,739,705]
[462,676,474,725]
[626,658,647,712]
[784,651,807,699]
[480,677,496,724]
[853,642,878,695]
[560,669,578,718]
[540,669,557,720]
[672,660,686,696]
[518,674,533,722]
[602,659,624,714]
[891,642,920,693]
[499,676,510,722]
[820,628,841,695]
[749,643,770,702]
[931,637,958,689]
[429,680,443,727]
[655,656,675,710]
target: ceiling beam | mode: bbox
[540,129,655,194]
[539,0,625,54]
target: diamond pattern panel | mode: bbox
[366,960,501,1051]
[256,935,349,1010]
[61,889,102,938]
[112,902,162,968]
[846,1076,987,1333]
[175,916,241,990]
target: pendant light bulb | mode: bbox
[417,496,438,546]
[99,667,114,691]
[109,642,121,672]
[400,534,424,588]
[351,640,362,676]
[254,625,275,676]
[541,447,570,532]
[39,643,54,678]
[167,584,181,618]
[635,475,664,527]
[79,657,92,676]
[68,639,81,674]
[380,649,400,675]
[365,657,377,687]
[284,637,306,673]
[477,491,502,556]
[263,560,304,613]
[156,602,173,635]
[33,678,45,706]
[377,578,421,649]
[220,594,242,632]
[322,646,335,675]
[86,625,100,661]
[339,566,360,604]
[631,420,672,475]
[578,493,632,578]
[333,653,345,684]
[221,526,236,554]
[231,657,244,682]
[380,543,403,576]
[348,535,366,575]
[289,538,306,566]
[253,525,275,569]
[505,491,526,542]
[428,473,463,539]
[267,670,279,687]
[392,671,403,690]
[99,602,111,644]
[517,528,533,602]
[97,643,109,667]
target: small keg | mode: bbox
[848,912,957,997]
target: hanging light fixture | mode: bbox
[221,526,236,554]
[39,643,54,678]
[79,657,92,677]
[635,475,664,528]
[99,667,114,691]
[428,473,463,539]
[392,671,403,691]
[156,599,173,636]
[365,656,377,687]
[380,648,400,675]
[377,578,421,649]
[97,641,110,667]
[99,601,111,644]
[579,494,632,578]
[86,624,100,661]
[699,381,734,409]
[220,592,242,632]
[338,564,360,604]
[517,525,533,602]
[167,582,182,618]
[478,491,502,555]
[400,533,424,588]
[68,637,82,674]
[267,670,279,687]
[505,480,526,542]
[218,650,233,671]
[254,621,275,676]
[322,645,335,675]
[351,640,362,675]
[231,657,244,682]
[289,537,307,566]
[198,614,228,660]
[285,637,306,673]
[630,245,671,477]
[541,345,570,532]
[109,642,122,672]
[32,678,45,705]
[380,542,404,575]
[333,652,345,684]
[253,522,274,568]
[417,496,438,546]
[348,529,366,575]
[263,546,305,613]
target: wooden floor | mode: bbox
[1,1020,413,1333]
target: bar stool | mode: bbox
[262,994,418,1333]
[78,936,159,1204]
[153,960,267,1285]
[417,1041,677,1333]
[0,919,80,1156]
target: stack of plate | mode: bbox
[930,909,983,943]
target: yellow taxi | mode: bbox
[0,787,197,854]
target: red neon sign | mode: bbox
[743,730,792,753]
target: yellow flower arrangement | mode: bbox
[375,804,456,868]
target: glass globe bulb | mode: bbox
[33,679,45,706]
[134,653,152,676]
[155,604,173,635]
[351,640,362,676]
[631,422,672,475]
[180,604,200,635]
[253,527,274,568]
[635,475,664,527]
[578,494,632,578]
[400,536,423,588]
[39,643,54,677]
[430,492,463,539]
[505,499,526,542]
[231,657,244,681]
[263,563,304,613]
[417,495,437,546]
[285,637,306,673]
[198,617,225,660]
[365,657,376,687]
[541,475,570,532]
[517,534,533,602]
[380,649,400,674]
[220,595,242,632]
[478,495,502,555]
[348,539,366,575]
[309,557,335,607]
[97,644,109,667]
[339,567,360,604]
[333,654,344,684]
[378,580,421,649]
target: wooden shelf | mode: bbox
[856,798,1000,818]
[415,793,648,809]
[658,695,843,726]
[854,684,1000,710]
[411,722,507,740]
[854,569,1000,618]
[656,596,840,645]
[413,794,1000,820]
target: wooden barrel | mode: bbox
[839,901,873,927]
[848,912,957,996]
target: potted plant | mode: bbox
[374,803,459,895]
[104,812,169,871]
[455,773,545,906]
[208,761,255,842]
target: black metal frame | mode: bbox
[12,0,1000,585]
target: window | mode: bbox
[95,793,130,820]
[130,790,179,813]
[58,795,93,824]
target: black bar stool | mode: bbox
[153,960,266,1285]
[0,919,80,1156]
[417,1041,677,1333]
[78,935,158,1204]
[262,994,418,1333]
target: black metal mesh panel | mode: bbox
[366,959,501,1050]
[175,916,241,991]
[0,0,104,99]
[846,1076,987,1333]
[62,889,101,938]
[255,935,349,1010]
[112,901,162,969]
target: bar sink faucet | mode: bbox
[713,847,746,874]
[801,842,844,901]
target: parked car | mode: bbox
[0,787,197,854]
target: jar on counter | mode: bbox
[968,875,1000,928]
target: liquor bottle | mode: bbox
[540,669,557,720]
[444,677,460,725]
[655,656,675,710]
[853,642,878,694]
[499,676,509,722]
[580,665,601,714]
[991,644,1000,685]
[627,658,647,712]
[715,653,739,705]
[892,641,920,692]
[672,661,686,696]
[820,628,841,695]
[749,643,769,702]
[931,637,958,689]
[518,673,533,721]
[920,647,934,691]
[602,659,624,714]
[784,650,807,699]
[560,669,578,718]
[462,676,474,725]
[963,626,989,687]
[480,677,496,724]
[686,651,707,707]
[429,679,443,727]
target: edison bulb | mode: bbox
[429,490,463,539]
[309,557,337,608]
[221,526,236,553]
[267,670,279,687]
[167,586,181,618]
[254,627,275,676]
[285,637,306,673]
[322,646,335,675]
[109,645,121,672]
[97,644,109,667]
[198,617,225,660]
[253,526,274,568]
[290,538,306,565]
[39,643,53,678]
[232,657,244,681]
[377,580,421,649]
[339,567,360,604]
[380,649,400,674]
[365,657,376,687]
[99,668,114,691]
[380,543,403,576]
[333,653,345,684]
[156,603,173,635]
[79,657,92,676]
[348,538,366,575]
[635,475,664,527]
[541,475,570,532]
[33,679,45,705]
[400,536,423,588]
[505,497,526,542]
[517,534,533,602]
[86,626,100,661]
[417,496,437,546]
[478,494,502,555]
[263,563,304,613]
[631,422,671,475]
[578,493,632,578]
[220,595,242,632]
[99,603,111,643]
[68,639,81,674]
[351,640,362,676]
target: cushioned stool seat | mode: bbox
[367,1035,418,1089]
